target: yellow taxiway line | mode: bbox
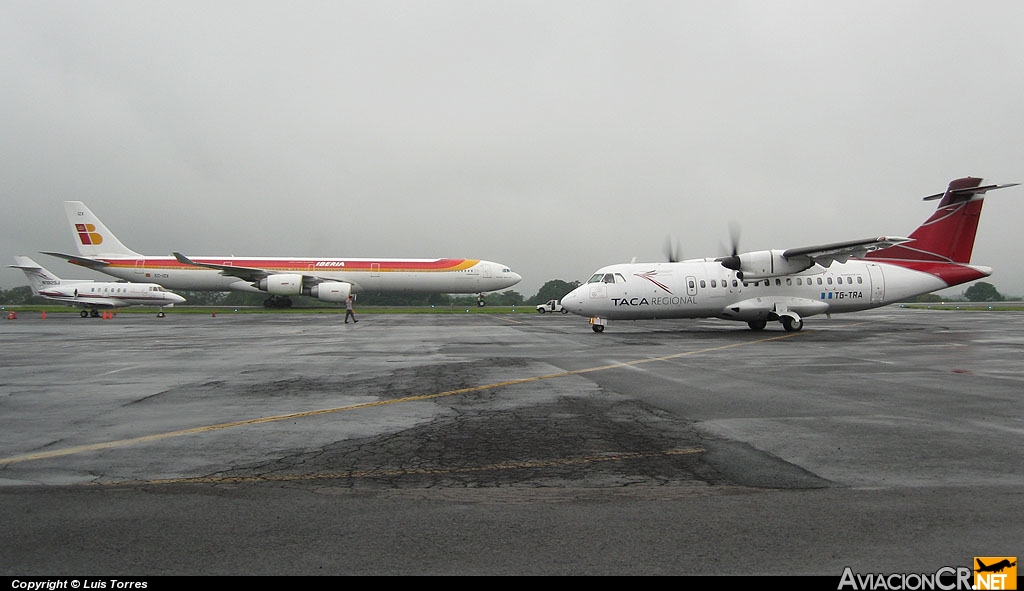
[0,331,805,466]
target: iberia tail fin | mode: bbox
[60,201,142,258]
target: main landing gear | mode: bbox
[748,316,803,331]
[263,295,294,309]
[780,316,803,332]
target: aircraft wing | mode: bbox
[172,252,271,282]
[41,294,121,308]
[782,236,912,267]
[40,252,111,269]
[172,252,330,288]
[74,297,122,308]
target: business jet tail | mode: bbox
[866,177,1018,264]
[9,256,90,295]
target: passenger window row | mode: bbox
[700,275,864,289]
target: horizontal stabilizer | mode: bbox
[40,252,111,268]
[922,179,1019,203]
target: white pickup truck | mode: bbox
[536,299,568,314]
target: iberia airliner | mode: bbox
[43,202,521,308]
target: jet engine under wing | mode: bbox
[782,236,912,267]
[172,252,343,294]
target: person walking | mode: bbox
[345,295,357,323]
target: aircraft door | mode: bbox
[686,276,698,297]
[867,264,884,303]
[371,263,381,277]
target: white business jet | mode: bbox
[10,256,186,317]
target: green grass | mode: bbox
[7,303,1022,316]
[0,304,533,315]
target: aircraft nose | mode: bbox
[560,286,584,315]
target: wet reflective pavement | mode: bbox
[1,309,1021,574]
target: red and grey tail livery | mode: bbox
[867,177,1017,265]
[864,177,1017,286]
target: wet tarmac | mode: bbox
[1,308,1021,575]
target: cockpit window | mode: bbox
[587,273,625,284]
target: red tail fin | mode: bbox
[866,177,1017,264]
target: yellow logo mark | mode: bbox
[75,223,103,246]
[974,557,1017,590]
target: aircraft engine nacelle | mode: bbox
[309,282,351,303]
[259,274,304,295]
[720,249,813,280]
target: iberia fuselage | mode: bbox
[44,200,522,305]
[87,256,519,295]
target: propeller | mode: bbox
[718,223,743,274]
[664,236,682,263]
[727,221,741,257]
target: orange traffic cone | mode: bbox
[41,310,46,319]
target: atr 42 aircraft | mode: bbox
[10,256,185,317]
[561,177,1018,333]
[43,202,522,308]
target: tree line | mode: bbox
[0,279,585,307]
[2,279,1016,307]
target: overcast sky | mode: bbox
[3,1,1023,299]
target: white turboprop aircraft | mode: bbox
[561,177,1018,332]
[43,202,522,308]
[10,256,186,317]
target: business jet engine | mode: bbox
[309,282,352,303]
[258,274,304,295]
[718,249,814,280]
